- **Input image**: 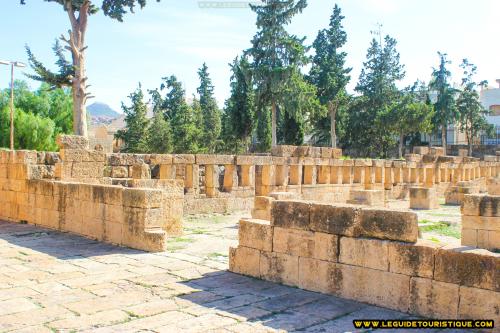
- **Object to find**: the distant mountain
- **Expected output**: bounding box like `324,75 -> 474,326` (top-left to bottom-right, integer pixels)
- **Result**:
87,102 -> 120,119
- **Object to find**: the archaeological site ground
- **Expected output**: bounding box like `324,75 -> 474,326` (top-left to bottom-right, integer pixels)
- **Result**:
0,136 -> 498,332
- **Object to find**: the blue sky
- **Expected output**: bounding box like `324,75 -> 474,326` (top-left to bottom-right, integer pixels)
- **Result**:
0,0 -> 498,112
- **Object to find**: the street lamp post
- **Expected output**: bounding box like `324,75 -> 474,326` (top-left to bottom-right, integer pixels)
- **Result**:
0,60 -> 26,150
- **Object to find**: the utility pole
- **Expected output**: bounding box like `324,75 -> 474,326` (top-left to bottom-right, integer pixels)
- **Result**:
0,60 -> 26,150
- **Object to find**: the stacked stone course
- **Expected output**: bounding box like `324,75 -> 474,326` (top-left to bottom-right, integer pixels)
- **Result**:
461,194 -> 500,251
230,199 -> 500,322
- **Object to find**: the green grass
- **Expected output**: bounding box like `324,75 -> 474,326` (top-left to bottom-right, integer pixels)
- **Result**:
428,237 -> 441,244
418,219 -> 433,225
206,252 -> 228,260
419,222 -> 461,239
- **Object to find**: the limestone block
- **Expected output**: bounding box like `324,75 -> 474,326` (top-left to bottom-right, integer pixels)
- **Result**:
313,232 -> 338,262
131,163 -> 151,180
487,177 -> 500,195
409,277 -> 459,319
458,286 -> 500,321
347,190 -> 384,206
149,154 -> 173,165
122,227 -> 167,252
173,154 -> 195,164
388,240 -> 437,278
413,146 -> 429,155
104,220 -> 123,245
298,257 -> 339,294
104,204 -> 123,223
336,263 -> 410,312
273,227 -> 315,257
409,187 -> 439,210
309,203 -> 361,237
123,188 -> 163,209
339,237 -> 389,271
268,192 -> 297,200
461,228 -> 477,248
196,154 -> 234,165
229,246 -> 260,278
434,246 -> 499,291
260,251 -> 299,286
239,218 -> 273,252
271,200 -> 311,231
251,196 -> 274,221
430,147 -> 445,156
358,208 -> 418,243
56,135 -> 89,150
462,194 -> 500,217
110,166 -> 128,179
462,215 -> 500,232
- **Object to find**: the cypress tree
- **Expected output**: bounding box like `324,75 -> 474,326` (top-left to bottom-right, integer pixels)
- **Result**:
309,4 -> 351,147
197,63 -> 221,153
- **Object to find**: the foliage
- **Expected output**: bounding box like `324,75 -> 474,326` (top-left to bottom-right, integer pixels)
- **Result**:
26,40 -> 73,89
346,36 -> 405,157
197,63 -> 221,153
247,0 -> 308,147
308,4 -> 351,147
221,56 -> 255,153
144,111 -> 173,154
115,85 -> 149,153
457,59 -> 494,154
429,52 -> 458,148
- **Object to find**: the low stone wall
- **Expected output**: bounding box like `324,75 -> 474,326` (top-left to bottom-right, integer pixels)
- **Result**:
462,194 -> 500,251
229,200 -> 500,322
0,150 -> 182,252
410,187 -> 439,210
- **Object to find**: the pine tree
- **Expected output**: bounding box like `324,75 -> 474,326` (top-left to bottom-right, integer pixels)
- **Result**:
223,56 -> 255,152
247,0 -> 308,148
197,63 -> 221,153
151,76 -> 203,154
309,4 -> 351,147
457,59 -> 494,156
21,0 -> 159,137
429,52 -> 458,152
145,111 -> 173,154
349,35 -> 405,157
115,86 -> 149,153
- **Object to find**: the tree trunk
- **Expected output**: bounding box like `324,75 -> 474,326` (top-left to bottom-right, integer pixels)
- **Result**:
271,101 -> 277,147
64,1 -> 90,137
441,124 -> 447,154
329,101 -> 337,148
467,131 -> 473,157
399,132 -> 404,159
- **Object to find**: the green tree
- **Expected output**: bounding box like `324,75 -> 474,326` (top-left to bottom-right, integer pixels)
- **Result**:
429,52 -> 458,152
247,0 -> 308,148
151,76 -> 203,153
115,86 -> 149,153
348,35 -> 405,157
457,59 -> 494,156
21,0 -> 160,137
223,56 -> 255,152
309,4 -> 351,147
197,63 -> 221,153
381,83 -> 434,158
144,111 -> 173,154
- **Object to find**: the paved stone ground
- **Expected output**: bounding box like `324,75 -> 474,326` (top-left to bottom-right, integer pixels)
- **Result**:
0,207 -> 469,333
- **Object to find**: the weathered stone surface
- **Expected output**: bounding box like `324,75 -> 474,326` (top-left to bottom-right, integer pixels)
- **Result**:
309,203 -> 361,237
271,200 -> 311,231
339,237 -> 389,271
56,135 -> 89,150
122,188 -> 163,209
358,208 -> 418,243
229,246 -> 260,278
409,277 -> 459,319
434,246 -> 499,291
131,163 -> 151,180
458,286 -> 500,321
239,219 -> 273,252
273,227 -> 315,258
388,240 -> 437,278
260,251 -> 299,286
409,187 -> 439,210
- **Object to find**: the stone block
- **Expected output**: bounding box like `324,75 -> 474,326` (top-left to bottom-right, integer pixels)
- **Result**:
229,246 -> 261,278
458,286 -> 500,321
239,218 -> 273,252
413,146 -> 429,155
313,232 -> 338,262
388,240 -> 437,278
409,277 -> 459,319
260,251 -> 299,286
122,188 -> 163,209
271,200 -> 311,231
196,154 -> 234,165
56,135 -> 89,150
358,208 -> 418,243
111,166 -> 128,178
336,263 -> 410,312
462,215 -> 500,232
339,237 -> 389,271
434,246 -> 499,291
409,187 -> 439,210
131,163 -> 151,180
298,257 -> 339,294
173,154 -> 195,164
268,192 -> 297,200
273,227 -> 315,257
309,203 -> 361,237
347,190 -> 384,206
